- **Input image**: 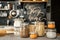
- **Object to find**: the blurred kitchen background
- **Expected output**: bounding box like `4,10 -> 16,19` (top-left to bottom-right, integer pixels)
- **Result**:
0,0 -> 51,25
0,0 -> 60,40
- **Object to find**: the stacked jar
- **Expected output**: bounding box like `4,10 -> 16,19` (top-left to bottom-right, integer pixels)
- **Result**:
14,18 -> 22,36
29,21 -> 45,39
29,22 -> 38,39
46,21 -> 57,39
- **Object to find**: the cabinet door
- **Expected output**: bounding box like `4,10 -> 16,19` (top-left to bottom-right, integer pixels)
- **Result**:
51,0 -> 60,33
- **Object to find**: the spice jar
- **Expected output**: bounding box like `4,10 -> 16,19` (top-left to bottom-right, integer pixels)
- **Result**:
37,22 -> 45,36
46,29 -> 57,38
48,21 -> 55,29
20,23 -> 29,38
30,32 -> 37,39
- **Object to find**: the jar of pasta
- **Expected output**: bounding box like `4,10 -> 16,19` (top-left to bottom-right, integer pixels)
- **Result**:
37,22 -> 45,36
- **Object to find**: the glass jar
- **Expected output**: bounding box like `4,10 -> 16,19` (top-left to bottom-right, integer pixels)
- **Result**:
14,18 -> 22,27
29,22 -> 37,34
20,23 -> 29,38
14,27 -> 20,36
48,21 -> 55,29
37,22 -> 45,36
46,29 -> 57,38
30,32 -> 37,39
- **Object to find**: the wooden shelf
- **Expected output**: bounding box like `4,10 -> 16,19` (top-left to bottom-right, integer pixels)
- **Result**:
0,9 -> 9,11
20,1 -> 48,3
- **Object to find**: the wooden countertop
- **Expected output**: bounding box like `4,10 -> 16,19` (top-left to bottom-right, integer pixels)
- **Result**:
57,33 -> 60,36
0,34 -> 59,40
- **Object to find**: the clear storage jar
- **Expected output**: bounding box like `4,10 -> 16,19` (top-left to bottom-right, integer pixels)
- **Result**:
29,21 -> 38,34
46,29 -> 57,39
14,27 -> 20,36
48,21 -> 55,29
37,22 -> 45,36
20,23 -> 29,38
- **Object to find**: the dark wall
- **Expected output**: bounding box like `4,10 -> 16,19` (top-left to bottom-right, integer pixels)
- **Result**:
51,0 -> 60,33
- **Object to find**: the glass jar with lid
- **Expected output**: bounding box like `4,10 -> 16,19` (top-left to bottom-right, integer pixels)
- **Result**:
36,22 -> 45,36
20,22 -> 29,38
46,29 -> 57,38
28,21 -> 38,39
29,21 -> 38,34
48,21 -> 55,29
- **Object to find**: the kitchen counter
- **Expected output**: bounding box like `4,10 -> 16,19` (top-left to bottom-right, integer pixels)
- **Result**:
0,34 -> 60,40
0,26 -> 60,40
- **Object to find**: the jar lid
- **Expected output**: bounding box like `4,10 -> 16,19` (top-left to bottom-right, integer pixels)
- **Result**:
47,29 -> 56,32
48,21 -> 55,24
30,32 -> 37,34
38,22 -> 44,24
